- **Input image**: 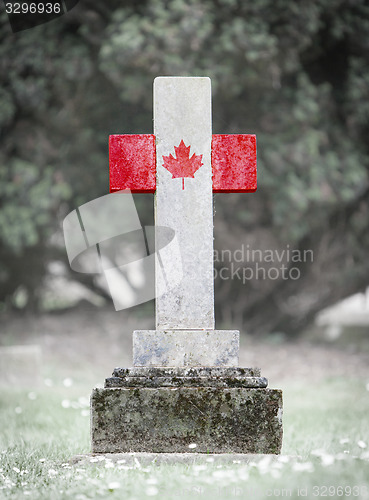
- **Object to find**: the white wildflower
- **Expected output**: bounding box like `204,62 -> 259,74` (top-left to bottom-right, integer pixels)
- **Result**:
146,486 -> 159,496
321,454 -> 335,466
193,464 -> 207,472
311,448 -> 325,457
292,462 -> 314,472
108,482 -> 121,490
188,443 -> 197,449
63,378 -> 73,387
358,440 -> 367,449
238,468 -> 249,481
335,453 -> 349,460
212,469 -> 230,478
78,396 -> 89,407
256,455 -> 272,473
271,468 -> 281,479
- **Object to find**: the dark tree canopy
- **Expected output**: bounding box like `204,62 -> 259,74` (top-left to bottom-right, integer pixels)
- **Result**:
0,0 -> 369,334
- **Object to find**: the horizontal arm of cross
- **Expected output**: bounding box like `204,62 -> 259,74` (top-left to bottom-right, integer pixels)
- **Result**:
109,134 -> 257,193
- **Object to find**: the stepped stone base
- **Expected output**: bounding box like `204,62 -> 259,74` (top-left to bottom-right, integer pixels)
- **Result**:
91,367 -> 283,454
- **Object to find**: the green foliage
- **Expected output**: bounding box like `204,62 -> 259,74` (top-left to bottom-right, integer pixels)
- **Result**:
99,0 -> 369,244
0,160 -> 71,253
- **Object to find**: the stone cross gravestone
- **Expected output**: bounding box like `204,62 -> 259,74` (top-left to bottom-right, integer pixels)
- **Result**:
91,77 -> 283,454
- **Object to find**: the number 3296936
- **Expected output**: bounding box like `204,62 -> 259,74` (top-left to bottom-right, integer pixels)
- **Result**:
5,3 -> 62,14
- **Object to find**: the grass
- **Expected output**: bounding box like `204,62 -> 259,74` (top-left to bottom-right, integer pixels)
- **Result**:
0,377 -> 369,499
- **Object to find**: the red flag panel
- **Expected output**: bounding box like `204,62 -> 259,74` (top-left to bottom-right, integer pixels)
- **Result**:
212,134 -> 257,193
110,134 -> 257,194
109,134 -> 156,193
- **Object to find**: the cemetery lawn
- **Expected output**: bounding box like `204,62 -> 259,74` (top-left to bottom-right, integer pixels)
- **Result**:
1,309 -> 369,499
0,378 -> 368,499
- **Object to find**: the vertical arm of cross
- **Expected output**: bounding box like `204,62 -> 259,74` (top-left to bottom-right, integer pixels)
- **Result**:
154,77 -> 214,329
109,79 -> 257,332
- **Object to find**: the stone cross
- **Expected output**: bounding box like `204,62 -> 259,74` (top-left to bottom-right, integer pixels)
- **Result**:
91,77 -> 283,455
109,77 -> 256,367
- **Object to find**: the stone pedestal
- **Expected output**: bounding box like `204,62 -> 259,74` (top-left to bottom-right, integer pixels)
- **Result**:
91,367 -> 283,454
133,330 -> 239,367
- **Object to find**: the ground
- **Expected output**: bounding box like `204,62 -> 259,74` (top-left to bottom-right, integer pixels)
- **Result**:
1,304 -> 369,499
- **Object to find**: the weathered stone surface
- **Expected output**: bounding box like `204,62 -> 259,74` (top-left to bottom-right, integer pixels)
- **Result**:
109,134 -> 156,193
212,134 -> 257,193
88,76 -> 282,456
113,367 -> 261,377
154,77 -> 214,330
133,329 -> 239,367
105,375 -> 268,389
91,387 -> 283,454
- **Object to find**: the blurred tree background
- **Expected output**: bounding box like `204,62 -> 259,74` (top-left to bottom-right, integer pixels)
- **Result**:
0,0 -> 369,335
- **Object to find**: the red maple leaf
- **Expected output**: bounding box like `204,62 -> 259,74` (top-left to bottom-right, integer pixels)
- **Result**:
162,140 -> 203,189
